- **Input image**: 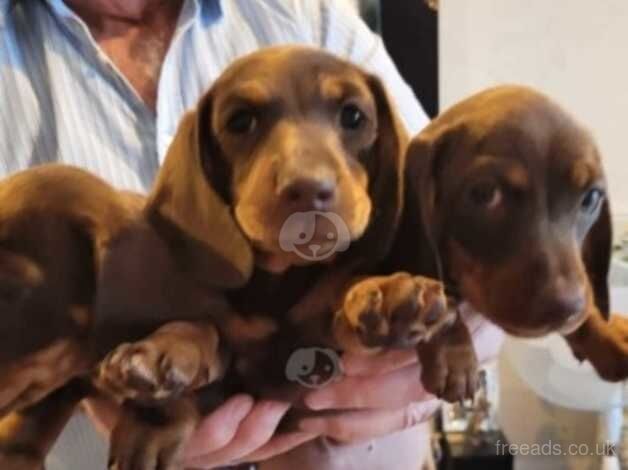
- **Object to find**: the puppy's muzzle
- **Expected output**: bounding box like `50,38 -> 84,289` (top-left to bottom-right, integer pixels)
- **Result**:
276,168 -> 337,212
542,280 -> 586,324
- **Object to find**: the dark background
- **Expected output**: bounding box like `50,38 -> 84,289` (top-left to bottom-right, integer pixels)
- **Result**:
381,0 -> 439,118
358,0 -> 439,118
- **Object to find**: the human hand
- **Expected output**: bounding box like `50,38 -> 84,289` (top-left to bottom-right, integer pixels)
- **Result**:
182,395 -> 316,468
85,394 -> 316,470
87,308 -> 501,465
296,307 -> 503,443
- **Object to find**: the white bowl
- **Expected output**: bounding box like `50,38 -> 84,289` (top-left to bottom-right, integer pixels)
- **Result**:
502,282 -> 628,411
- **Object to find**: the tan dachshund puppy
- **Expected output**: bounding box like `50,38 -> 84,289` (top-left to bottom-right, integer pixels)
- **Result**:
0,164 -> 231,470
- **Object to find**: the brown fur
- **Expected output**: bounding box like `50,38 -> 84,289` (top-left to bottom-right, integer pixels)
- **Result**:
0,47 -> 440,470
98,46 -> 458,470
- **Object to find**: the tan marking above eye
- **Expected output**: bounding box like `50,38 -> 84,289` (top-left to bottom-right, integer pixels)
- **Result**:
504,166 -> 529,191
69,305 -> 90,330
220,81 -> 273,114
318,74 -> 371,105
319,75 -> 345,102
571,160 -> 596,189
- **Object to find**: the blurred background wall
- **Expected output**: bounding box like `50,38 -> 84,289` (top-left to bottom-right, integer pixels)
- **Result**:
440,0 -> 628,219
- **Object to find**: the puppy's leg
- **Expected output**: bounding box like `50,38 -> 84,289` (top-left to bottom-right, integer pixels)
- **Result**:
417,312 -> 479,402
0,382 -> 85,470
94,321 -> 227,404
333,273 -> 479,401
108,396 -> 200,470
565,310 -> 628,381
333,272 -> 451,354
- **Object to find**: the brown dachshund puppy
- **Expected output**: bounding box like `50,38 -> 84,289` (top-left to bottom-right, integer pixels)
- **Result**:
96,46 -> 451,470
386,85 -> 628,399
0,47 -> 448,470
0,164 -> 231,470
95,43 -> 417,388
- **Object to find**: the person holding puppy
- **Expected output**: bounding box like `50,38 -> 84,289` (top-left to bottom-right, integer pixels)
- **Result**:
0,1 -> 503,468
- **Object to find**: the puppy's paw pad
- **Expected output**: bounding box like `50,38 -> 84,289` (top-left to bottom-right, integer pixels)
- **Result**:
96,341 -> 201,403
341,273 -> 450,351
356,308 -> 390,346
384,276 -> 448,347
344,283 -> 384,328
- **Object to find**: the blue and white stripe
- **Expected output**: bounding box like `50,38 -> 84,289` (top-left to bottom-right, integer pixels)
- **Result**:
0,0 -> 428,192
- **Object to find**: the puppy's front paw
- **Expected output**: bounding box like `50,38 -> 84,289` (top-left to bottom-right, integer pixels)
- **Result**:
417,313 -> 479,402
601,316 -> 628,380
108,399 -> 198,470
95,339 -> 204,404
577,315 -> 628,381
420,339 -> 479,402
94,322 -> 225,405
336,273 -> 451,353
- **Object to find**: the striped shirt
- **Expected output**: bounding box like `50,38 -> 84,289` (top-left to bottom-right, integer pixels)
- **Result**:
0,0 -> 428,191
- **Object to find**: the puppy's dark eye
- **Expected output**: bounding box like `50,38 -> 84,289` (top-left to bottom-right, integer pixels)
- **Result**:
226,109 -> 257,134
468,181 -> 502,209
581,188 -> 604,213
340,104 -> 366,130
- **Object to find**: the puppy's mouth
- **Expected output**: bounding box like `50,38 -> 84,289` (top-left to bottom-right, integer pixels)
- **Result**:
556,312 -> 589,335
282,230 -> 341,256
241,211 -> 363,273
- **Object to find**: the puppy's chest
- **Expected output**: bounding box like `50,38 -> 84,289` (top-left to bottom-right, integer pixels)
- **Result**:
228,267 -> 323,319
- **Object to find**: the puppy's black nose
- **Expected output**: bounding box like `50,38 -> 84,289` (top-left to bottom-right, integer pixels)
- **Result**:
280,177 -> 336,211
545,282 -> 586,321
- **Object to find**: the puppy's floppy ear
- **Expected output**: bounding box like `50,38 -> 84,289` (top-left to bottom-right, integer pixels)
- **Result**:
401,123 -> 466,286
582,198 -> 612,319
352,74 -> 409,263
147,92 -> 253,289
